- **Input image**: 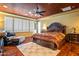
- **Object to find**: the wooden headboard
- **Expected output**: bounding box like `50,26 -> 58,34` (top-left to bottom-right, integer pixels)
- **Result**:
47,22 -> 66,34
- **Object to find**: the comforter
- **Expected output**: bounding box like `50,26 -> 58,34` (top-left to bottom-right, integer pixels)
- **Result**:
32,32 -> 65,49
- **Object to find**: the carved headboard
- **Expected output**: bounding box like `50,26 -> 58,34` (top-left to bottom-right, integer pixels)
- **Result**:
47,22 -> 66,34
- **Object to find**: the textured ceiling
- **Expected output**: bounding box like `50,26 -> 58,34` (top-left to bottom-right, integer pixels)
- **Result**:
0,3 -> 79,19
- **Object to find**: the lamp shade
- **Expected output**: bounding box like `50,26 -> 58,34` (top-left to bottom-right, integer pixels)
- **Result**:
43,24 -> 47,30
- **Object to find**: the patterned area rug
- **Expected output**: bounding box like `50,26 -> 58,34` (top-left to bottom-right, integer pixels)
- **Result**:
17,42 -> 60,56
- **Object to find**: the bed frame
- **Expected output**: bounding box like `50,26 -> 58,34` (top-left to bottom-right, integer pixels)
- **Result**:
33,23 -> 66,50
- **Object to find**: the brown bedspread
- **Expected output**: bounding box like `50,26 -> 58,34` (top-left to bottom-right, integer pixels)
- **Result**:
32,32 -> 65,48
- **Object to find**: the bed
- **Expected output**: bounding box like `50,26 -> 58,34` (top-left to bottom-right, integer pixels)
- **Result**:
32,22 -> 66,49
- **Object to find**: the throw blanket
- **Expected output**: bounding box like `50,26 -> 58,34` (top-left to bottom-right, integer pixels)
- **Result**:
32,32 -> 65,48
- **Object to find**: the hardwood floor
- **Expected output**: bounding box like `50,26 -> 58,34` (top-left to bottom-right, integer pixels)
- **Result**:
3,39 -> 79,56
57,43 -> 79,56
3,45 -> 23,56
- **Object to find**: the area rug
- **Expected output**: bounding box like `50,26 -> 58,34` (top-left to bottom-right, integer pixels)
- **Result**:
17,42 -> 60,56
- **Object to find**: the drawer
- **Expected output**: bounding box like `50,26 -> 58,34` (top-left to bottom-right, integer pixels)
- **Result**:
67,33 -> 79,43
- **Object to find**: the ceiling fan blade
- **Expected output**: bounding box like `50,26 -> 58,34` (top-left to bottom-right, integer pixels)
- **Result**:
41,11 -> 46,13
36,5 -> 39,11
35,6 -> 40,13
36,11 -> 46,14
38,11 -> 46,13
39,13 -> 44,16
37,6 -> 39,10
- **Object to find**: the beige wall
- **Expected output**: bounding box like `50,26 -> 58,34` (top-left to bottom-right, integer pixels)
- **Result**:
40,9 -> 79,34
0,14 -> 4,30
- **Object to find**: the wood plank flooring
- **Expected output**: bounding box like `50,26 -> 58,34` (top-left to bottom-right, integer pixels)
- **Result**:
3,39 -> 79,56
57,43 -> 79,56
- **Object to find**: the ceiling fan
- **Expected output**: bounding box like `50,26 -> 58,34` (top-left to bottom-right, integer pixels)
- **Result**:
33,4 -> 46,16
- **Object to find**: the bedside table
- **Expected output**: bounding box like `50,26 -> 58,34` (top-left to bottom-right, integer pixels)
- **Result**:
66,33 -> 79,43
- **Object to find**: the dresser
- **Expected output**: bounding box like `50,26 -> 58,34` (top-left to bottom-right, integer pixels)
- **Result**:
66,33 -> 79,43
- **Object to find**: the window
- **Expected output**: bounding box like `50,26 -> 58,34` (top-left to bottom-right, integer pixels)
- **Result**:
29,20 -> 35,32
4,16 -> 37,32
34,21 -> 42,33
38,21 -> 41,33
14,18 -> 30,32
4,16 -> 13,32
18,18 -> 23,32
22,20 -> 29,32
14,18 -> 19,32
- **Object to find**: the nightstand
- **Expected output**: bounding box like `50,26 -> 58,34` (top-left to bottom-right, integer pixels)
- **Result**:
66,33 -> 79,43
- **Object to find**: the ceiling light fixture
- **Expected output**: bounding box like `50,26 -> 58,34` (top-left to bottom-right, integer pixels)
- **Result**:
28,11 -> 34,16
28,11 -> 32,14
35,14 -> 38,16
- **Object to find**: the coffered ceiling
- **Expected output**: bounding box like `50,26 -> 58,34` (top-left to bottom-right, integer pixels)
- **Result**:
0,3 -> 79,19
